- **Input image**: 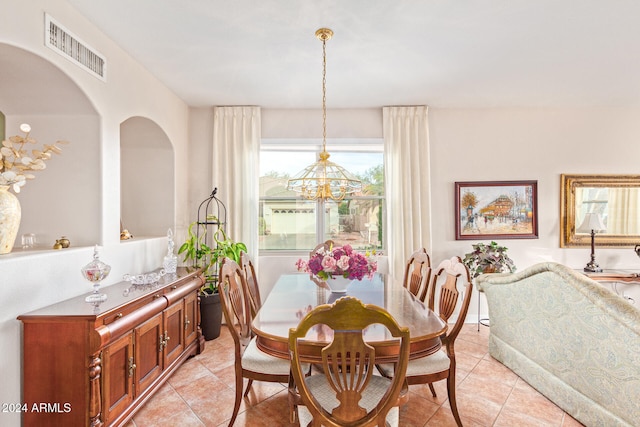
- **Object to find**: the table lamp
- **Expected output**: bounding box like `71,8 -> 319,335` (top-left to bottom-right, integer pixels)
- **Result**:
577,213 -> 606,272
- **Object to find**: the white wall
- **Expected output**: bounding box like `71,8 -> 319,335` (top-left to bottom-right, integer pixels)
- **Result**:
262,108 -> 383,138
0,2 -> 191,423
429,107 -> 640,265
121,116 -> 175,237
429,107 -> 640,320
187,107 -> 215,225
6,114 -> 101,247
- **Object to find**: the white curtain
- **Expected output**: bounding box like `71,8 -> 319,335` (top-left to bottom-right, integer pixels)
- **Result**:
383,106 -> 431,279
211,106 -> 260,261
607,188 -> 640,234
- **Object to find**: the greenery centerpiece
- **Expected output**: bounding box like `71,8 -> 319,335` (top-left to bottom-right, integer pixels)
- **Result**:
462,241 -> 516,278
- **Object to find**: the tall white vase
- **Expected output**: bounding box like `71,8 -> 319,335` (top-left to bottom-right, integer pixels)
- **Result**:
0,186 -> 21,254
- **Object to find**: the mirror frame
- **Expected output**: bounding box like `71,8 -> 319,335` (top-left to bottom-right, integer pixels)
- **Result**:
560,174 -> 640,247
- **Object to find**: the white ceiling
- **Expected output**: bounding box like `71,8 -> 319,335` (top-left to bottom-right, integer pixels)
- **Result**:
66,0 -> 640,109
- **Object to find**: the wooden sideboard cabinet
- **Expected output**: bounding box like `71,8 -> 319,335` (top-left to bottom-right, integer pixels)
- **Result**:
581,269 -> 640,303
18,267 -> 205,427
582,269 -> 640,284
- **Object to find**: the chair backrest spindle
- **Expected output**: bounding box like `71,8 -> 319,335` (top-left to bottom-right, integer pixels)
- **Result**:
429,256 -> 473,347
240,252 -> 261,319
402,248 -> 432,302
219,258 -> 252,344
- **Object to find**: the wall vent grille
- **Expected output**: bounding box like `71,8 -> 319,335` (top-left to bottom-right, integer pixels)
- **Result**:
45,14 -> 106,81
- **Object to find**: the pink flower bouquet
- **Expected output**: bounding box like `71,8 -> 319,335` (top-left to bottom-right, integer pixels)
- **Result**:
296,244 -> 377,281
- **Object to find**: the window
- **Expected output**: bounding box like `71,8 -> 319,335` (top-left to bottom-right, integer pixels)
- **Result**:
259,139 -> 384,252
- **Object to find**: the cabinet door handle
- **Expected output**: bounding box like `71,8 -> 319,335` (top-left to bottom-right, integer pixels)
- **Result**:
159,331 -> 170,352
153,294 -> 161,299
184,315 -> 191,330
115,313 -> 123,319
171,285 -> 178,290
128,357 -> 136,377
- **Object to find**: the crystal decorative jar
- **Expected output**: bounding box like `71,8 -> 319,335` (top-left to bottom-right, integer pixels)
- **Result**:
163,228 -> 178,274
81,245 -> 111,303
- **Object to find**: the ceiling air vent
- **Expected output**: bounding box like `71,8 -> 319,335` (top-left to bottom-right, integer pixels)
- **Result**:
45,13 -> 106,81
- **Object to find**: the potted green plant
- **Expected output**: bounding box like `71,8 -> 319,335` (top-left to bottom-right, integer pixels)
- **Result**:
462,241 -> 516,278
178,222 -> 247,340
207,227 -> 248,284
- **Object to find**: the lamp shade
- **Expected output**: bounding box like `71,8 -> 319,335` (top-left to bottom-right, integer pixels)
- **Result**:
577,213 -> 606,233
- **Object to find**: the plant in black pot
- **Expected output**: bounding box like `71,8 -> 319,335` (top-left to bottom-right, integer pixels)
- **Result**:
179,222 -> 247,340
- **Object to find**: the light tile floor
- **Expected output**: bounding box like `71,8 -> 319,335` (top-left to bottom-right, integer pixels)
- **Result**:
125,324 -> 584,427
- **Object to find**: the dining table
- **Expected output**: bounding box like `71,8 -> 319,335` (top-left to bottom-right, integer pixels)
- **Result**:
251,273 -> 448,363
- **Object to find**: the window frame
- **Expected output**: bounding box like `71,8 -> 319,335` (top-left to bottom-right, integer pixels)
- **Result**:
259,138 -> 385,254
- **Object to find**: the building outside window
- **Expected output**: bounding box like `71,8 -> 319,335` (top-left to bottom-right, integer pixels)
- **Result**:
259,139 -> 384,252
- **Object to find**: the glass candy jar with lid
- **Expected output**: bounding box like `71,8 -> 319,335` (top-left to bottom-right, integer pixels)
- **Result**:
81,245 -> 111,303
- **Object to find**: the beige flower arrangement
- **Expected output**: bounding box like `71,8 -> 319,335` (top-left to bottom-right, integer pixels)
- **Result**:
0,124 -> 68,193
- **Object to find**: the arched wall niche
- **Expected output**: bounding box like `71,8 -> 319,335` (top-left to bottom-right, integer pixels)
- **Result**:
120,116 -> 175,238
0,43 -> 100,249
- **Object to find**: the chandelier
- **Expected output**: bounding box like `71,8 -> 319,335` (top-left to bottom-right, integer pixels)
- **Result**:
287,28 -> 362,201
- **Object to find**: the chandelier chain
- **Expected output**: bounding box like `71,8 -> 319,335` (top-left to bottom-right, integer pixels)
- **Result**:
322,36 -> 327,150
285,28 -> 362,201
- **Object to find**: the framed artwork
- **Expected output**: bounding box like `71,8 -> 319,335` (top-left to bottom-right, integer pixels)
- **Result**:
455,180 -> 538,240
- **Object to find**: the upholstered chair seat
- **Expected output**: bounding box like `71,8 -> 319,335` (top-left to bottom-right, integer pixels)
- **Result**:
297,374 -> 400,427
240,337 -> 292,375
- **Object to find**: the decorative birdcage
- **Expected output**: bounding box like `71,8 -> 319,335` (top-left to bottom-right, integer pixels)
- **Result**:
196,187 -> 227,282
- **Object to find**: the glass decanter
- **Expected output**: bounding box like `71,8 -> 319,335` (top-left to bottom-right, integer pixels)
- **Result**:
82,245 -> 111,303
163,228 -> 178,274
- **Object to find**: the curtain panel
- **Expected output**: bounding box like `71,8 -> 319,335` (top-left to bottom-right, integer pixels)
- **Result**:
383,106 -> 432,279
211,106 -> 260,262
608,188 -> 640,234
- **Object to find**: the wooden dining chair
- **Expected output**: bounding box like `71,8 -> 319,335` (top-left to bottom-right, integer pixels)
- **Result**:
218,257 -> 292,427
402,248 -> 432,302
379,256 -> 472,427
239,251 -> 261,319
289,296 -> 411,427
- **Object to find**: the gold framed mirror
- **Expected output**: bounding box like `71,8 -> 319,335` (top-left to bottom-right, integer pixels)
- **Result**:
561,174 -> 640,247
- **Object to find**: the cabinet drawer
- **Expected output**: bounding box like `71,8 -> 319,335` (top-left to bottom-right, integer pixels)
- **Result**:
102,292 -> 165,325
164,276 -> 203,305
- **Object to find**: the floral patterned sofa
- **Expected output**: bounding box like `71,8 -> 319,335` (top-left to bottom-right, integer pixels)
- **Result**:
476,262 -> 640,427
